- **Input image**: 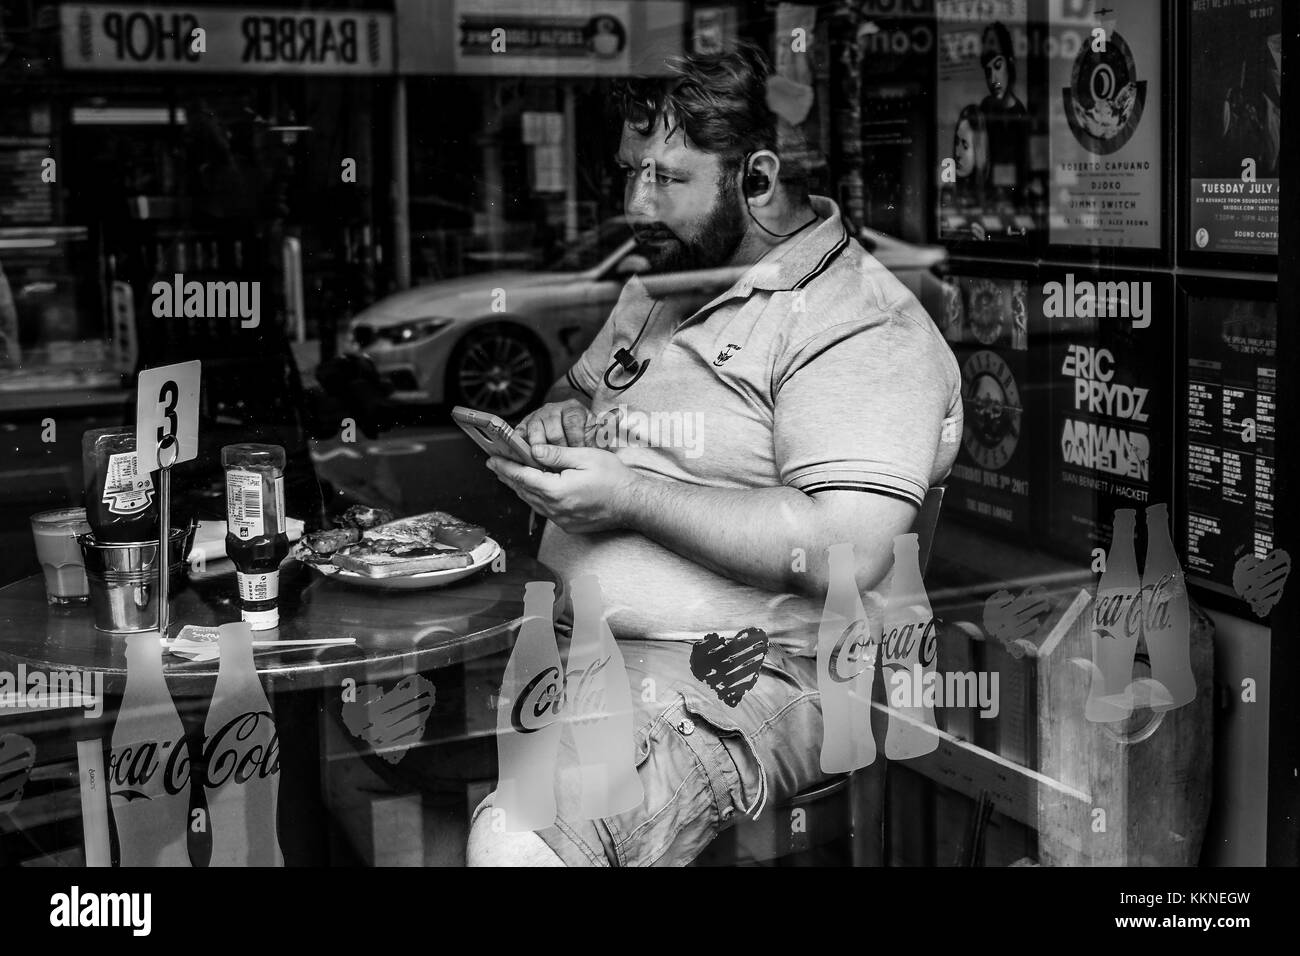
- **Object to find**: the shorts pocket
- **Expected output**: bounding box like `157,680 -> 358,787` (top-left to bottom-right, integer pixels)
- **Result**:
676,692 -> 770,822
608,700 -> 719,866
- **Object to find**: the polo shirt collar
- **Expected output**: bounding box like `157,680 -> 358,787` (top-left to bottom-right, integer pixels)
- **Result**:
745,194 -> 851,293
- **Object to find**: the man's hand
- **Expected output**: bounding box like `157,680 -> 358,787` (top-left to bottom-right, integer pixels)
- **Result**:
487,444 -> 640,534
517,399 -> 598,449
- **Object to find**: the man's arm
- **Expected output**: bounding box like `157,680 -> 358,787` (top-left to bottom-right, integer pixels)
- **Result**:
493,298 -> 956,599
621,479 -> 917,599
543,376 -> 590,406
491,442 -> 917,600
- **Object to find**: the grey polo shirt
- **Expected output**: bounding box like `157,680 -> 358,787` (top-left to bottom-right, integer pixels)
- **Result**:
543,195 -> 963,653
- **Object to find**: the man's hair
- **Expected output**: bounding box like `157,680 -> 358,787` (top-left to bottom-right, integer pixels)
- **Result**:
611,42 -> 779,182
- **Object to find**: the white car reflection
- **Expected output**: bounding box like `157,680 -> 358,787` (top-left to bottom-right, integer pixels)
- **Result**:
348,219 -> 948,419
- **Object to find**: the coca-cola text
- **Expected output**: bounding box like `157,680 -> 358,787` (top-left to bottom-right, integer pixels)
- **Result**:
880,618 -> 938,669
828,619 -> 876,683
511,666 -> 564,734
109,710 -> 279,799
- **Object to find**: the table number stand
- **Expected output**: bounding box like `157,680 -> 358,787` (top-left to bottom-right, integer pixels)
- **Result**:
156,435 -> 179,641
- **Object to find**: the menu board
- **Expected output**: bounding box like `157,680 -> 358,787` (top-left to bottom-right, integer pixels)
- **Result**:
1186,0 -> 1280,257
1047,0 -> 1162,249
939,274 -> 1039,534
1040,271 -> 1173,555
1183,294 -> 1276,594
935,0 -> 1037,242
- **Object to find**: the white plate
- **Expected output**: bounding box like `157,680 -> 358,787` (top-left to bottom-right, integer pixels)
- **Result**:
295,537 -> 500,590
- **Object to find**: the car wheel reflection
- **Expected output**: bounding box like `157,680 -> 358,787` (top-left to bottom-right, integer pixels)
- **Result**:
449,324 -> 547,418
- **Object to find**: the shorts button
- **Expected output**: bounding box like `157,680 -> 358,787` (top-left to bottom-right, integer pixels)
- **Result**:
675,718 -> 695,736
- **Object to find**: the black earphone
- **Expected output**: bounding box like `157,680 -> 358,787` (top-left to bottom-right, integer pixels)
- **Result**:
603,302 -> 659,391
743,166 -> 771,199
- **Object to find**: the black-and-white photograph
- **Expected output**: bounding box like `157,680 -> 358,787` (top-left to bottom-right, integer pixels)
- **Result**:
0,0 -> 1294,931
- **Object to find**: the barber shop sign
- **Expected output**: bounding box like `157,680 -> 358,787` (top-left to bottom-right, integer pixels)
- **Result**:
59,3 -> 394,74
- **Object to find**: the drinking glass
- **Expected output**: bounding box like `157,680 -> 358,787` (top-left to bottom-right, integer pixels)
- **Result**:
30,507 -> 92,605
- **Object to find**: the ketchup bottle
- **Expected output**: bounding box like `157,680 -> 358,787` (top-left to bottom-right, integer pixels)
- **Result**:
221,444 -> 287,630
82,427 -> 159,543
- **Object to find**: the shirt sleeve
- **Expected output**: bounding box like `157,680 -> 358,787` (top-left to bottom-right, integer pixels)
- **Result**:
773,310 -> 960,508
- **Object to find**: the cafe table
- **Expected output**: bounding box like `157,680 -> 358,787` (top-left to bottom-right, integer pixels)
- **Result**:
0,548 -> 560,866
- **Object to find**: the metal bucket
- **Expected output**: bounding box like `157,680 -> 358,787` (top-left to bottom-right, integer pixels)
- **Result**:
78,529 -> 188,634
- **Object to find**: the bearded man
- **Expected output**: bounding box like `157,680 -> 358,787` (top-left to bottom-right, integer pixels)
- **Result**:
469,44 -> 962,867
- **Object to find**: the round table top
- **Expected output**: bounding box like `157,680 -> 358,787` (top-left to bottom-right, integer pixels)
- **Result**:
0,551 -> 559,695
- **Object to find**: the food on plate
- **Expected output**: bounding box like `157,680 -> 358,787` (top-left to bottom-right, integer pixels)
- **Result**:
377,511 -> 488,552
330,543 -> 473,578
338,505 -> 396,531
303,527 -> 361,555
294,509 -> 489,578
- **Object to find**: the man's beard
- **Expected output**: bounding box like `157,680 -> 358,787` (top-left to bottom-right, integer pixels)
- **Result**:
632,181 -> 747,273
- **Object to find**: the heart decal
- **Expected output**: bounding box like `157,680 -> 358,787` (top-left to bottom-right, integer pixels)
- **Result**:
766,75 -> 815,125
983,586 -> 1052,651
690,627 -> 769,708
341,675 -> 436,765
1232,550 -> 1291,618
0,734 -> 37,815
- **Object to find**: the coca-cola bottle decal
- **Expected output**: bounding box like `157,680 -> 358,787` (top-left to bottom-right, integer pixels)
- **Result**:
1143,503 -> 1194,711
1085,509 -> 1141,723
563,574 -> 643,820
882,533 -> 940,760
109,634 -> 191,866
203,622 -> 283,866
816,543 -> 879,773
495,581 -> 565,832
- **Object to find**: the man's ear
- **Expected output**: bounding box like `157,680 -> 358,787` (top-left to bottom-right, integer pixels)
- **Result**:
744,150 -> 782,204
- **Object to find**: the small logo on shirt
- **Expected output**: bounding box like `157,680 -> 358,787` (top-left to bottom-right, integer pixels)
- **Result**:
713,344 -> 742,367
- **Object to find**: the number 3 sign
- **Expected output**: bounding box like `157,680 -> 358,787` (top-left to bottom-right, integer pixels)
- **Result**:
136,360 -> 201,471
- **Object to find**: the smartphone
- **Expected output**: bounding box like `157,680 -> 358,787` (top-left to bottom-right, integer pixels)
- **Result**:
452,406 -> 551,469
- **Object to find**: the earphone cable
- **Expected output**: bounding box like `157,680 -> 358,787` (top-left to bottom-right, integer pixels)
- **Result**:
746,201 -> 820,241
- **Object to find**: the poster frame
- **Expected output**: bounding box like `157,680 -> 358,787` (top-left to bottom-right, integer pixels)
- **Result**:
1041,0 -> 1175,268
1031,263 -> 1176,564
930,0 -> 1043,259
934,255 -> 1046,543
1177,0 -> 1281,273
1174,273 -> 1279,619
